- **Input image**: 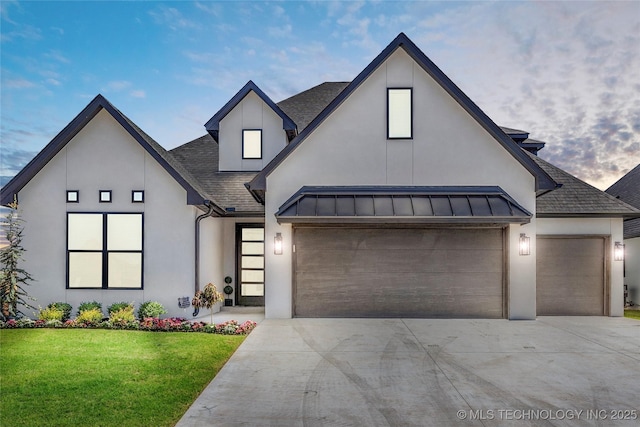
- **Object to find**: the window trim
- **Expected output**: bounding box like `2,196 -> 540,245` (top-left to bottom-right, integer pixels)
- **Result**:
99,190 -> 112,203
387,87 -> 413,140
131,190 -> 144,203
66,212 -> 144,290
66,190 -> 79,203
242,129 -> 263,159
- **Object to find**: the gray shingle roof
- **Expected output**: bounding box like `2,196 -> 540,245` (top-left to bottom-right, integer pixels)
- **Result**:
277,82 -> 350,132
530,153 -> 640,218
170,134 -> 264,215
606,164 -> 640,238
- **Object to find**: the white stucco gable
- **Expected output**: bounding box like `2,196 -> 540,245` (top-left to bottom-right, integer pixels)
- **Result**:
204,81 -> 297,172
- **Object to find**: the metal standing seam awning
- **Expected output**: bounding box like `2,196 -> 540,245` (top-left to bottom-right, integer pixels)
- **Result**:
275,186 -> 532,224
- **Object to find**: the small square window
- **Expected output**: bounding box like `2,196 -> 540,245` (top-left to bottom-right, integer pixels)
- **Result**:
243,129 -> 262,159
99,190 -> 112,203
132,191 -> 144,203
67,190 -> 79,203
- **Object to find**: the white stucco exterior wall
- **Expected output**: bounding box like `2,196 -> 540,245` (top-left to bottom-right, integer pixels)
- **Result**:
17,109 -> 223,318
218,91 -> 288,172
263,48 -> 537,319
624,237 -> 640,306
537,217 -> 625,316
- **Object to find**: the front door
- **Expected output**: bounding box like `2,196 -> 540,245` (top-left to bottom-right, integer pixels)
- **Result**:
236,224 -> 265,306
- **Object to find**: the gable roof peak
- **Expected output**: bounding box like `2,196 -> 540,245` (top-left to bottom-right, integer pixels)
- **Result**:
204,80 -> 297,142
248,32 -> 557,196
0,94 -> 224,211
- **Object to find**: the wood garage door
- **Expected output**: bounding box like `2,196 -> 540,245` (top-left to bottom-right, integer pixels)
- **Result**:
536,236 -> 607,315
293,227 -> 505,318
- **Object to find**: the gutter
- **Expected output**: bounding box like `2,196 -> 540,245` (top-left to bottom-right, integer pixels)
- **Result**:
193,200 -> 216,317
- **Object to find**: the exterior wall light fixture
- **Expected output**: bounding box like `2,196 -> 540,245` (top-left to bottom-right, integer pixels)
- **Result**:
519,233 -> 531,256
274,232 -> 283,255
614,242 -> 624,261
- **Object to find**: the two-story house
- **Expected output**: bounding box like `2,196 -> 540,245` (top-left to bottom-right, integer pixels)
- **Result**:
2,33 -> 637,319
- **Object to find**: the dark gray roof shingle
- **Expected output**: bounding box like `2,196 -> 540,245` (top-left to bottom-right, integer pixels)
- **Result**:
277,82 -> 350,132
606,164 -> 640,238
170,134 -> 264,215
530,153 -> 640,218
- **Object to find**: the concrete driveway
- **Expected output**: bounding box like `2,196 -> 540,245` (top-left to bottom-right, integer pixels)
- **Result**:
177,317 -> 640,426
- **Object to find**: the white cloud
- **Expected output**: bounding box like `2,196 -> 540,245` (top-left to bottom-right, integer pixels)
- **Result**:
194,1 -> 220,16
148,6 -> 201,31
3,78 -> 35,89
130,90 -> 146,98
104,80 -> 132,92
268,24 -> 292,39
44,50 -> 70,64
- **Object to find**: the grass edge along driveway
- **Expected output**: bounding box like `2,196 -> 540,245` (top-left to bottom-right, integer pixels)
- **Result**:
0,329 -> 245,427
624,309 -> 640,320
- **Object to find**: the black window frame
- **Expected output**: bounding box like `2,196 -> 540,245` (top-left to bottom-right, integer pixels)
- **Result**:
99,190 -> 112,203
387,87 -> 413,140
131,190 -> 145,203
66,212 -> 144,290
242,129 -> 263,160
66,190 -> 79,203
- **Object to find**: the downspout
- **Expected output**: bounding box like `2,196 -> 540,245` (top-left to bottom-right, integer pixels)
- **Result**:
194,200 -> 215,317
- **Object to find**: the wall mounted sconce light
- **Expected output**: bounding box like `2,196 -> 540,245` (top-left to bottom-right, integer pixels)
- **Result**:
519,233 -> 531,256
614,242 -> 624,261
274,232 -> 283,255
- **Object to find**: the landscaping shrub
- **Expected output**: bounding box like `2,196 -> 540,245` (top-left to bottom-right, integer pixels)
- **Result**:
75,308 -> 103,325
77,301 -> 102,316
108,306 -> 137,328
138,301 -> 167,320
107,301 -> 133,315
48,302 -> 72,321
37,306 -> 63,321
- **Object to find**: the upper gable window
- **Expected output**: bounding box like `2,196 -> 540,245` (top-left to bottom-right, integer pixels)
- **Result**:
243,129 -> 262,159
387,88 -> 412,139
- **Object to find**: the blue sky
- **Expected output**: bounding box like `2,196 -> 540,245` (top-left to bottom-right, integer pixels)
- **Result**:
1,0 -> 639,190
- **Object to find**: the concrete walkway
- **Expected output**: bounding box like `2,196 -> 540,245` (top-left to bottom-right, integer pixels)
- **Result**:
177,317 -> 640,426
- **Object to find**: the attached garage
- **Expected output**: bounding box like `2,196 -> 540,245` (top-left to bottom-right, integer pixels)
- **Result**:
536,236 -> 608,316
293,227 -> 505,318
277,186 -> 533,318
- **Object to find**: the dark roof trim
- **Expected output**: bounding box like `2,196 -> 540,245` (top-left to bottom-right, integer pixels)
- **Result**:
249,33 -> 557,196
204,80 -> 297,142
537,213 -> 640,219
0,94 -> 223,210
500,126 -> 530,142
276,186 -> 532,225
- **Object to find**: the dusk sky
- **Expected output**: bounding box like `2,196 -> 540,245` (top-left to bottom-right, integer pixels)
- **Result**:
1,0 -> 639,191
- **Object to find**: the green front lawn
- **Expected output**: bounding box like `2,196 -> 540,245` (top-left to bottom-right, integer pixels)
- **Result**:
0,329 -> 245,427
624,309 -> 640,320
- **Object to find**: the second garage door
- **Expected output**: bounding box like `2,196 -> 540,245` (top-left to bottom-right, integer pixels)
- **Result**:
293,227 -> 505,318
536,236 -> 607,315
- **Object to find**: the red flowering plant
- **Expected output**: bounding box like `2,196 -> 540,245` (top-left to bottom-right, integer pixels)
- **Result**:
213,320 -> 257,335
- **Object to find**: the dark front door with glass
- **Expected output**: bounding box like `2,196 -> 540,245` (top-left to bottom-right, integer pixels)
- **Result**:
236,224 -> 265,306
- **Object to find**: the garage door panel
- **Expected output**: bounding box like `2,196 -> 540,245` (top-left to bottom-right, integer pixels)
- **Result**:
537,237 -> 605,316
294,227 -> 504,318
